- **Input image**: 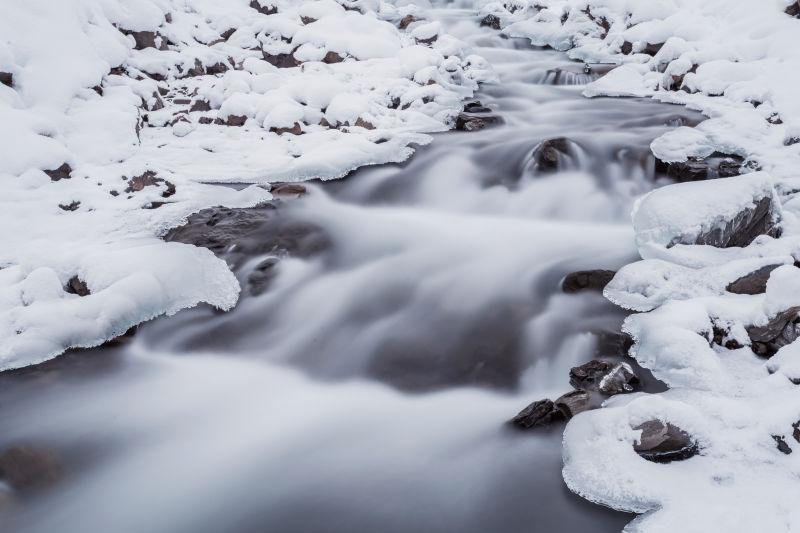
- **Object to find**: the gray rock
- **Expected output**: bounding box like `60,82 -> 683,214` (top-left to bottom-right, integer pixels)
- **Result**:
598,362 -> 639,395
480,14 -> 501,29
511,399 -> 565,429
690,196 -> 781,249
726,264 -> 781,295
554,390 -> 591,418
562,269 -> 616,293
747,307 -> 800,357
529,138 -> 572,172
454,113 -> 502,132
633,420 -> 699,463
569,360 -> 613,390
774,435 -> 793,455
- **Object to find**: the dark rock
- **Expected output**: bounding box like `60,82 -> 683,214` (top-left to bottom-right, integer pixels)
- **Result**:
0,445 -> 62,492
44,163 -> 73,181
598,363 -> 640,395
529,137 -> 572,172
633,420 -> 699,463
198,116 -> 214,124
569,360 -> 614,390
59,201 -> 80,211
690,196 -> 781,248
463,101 -> 491,113
126,170 -> 161,192
454,113 -> 502,132
620,41 -> 633,55
511,399 -> 565,429
223,114 -> 248,127
0,71 -> 13,87
353,117 -> 374,130
65,276 -> 90,296
562,269 -> 615,293
793,421 -> 800,443
480,14 -> 502,30
247,257 -> 280,296
121,30 -> 167,51
774,435 -> 793,454
270,122 -> 303,135
554,389 -> 591,418
205,62 -> 229,75
655,153 -> 745,182
747,307 -> 800,358
788,1 -> 800,17
594,331 -> 634,358
398,15 -> 419,29
219,28 -> 236,41
726,264 -> 781,295
263,52 -> 300,68
250,0 -> 277,15
323,51 -> 344,64
711,323 -> 744,350
270,183 -> 307,196
785,137 -> 800,146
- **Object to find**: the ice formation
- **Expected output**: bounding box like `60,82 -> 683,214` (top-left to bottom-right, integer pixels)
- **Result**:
0,0 -> 491,369
479,0 -> 800,530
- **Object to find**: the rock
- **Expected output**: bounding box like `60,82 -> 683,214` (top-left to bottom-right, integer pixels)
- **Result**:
121,30 -> 167,51
59,201 -> 80,211
569,360 -> 613,390
454,113 -> 502,132
774,435 -> 793,454
250,0 -> 277,15
711,323 -> 744,350
219,28 -> 236,41
598,362 -> 639,395
0,71 -> 12,87
223,114 -> 248,127
655,153 -> 745,182
270,122 -> 302,135
463,101 -> 491,113
511,399 -> 565,429
747,307 -> 800,358
554,390 -> 591,418
205,62 -> 229,75
190,99 -> 212,112
263,52 -> 300,68
788,1 -> 800,17
726,264 -> 781,295
793,421 -> 800,443
247,257 -> 279,296
323,51 -> 344,64
353,117 -> 374,130
693,196 -> 781,248
633,420 -> 699,463
124,171 -> 175,198
529,138 -> 572,172
44,163 -> 73,181
0,445 -> 62,492
561,269 -> 615,293
398,15 -> 418,29
480,14 -> 502,29
594,331 -> 634,358
65,276 -> 90,296
270,183 -> 307,196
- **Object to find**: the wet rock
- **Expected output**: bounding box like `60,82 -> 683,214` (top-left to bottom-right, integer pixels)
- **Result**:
774,435 -> 793,454
655,153 -> 745,182
511,399 -> 565,429
726,264 -> 781,295
59,201 -> 80,211
692,196 -> 781,248
44,163 -> 73,181
270,182 -> 307,196
65,276 -> 90,296
263,52 -> 300,68
250,0 -> 277,15
0,71 -> 12,87
633,420 -> 699,463
0,445 -> 62,492
190,99 -> 212,112
569,360 -> 613,390
454,113 -> 502,132
529,138 -> 572,172
594,331 -> 634,358
247,257 -> 279,296
562,269 -> 615,293
463,101 -> 491,113
598,362 -> 639,395
793,421 -> 800,443
480,14 -> 502,30
554,389 -> 591,418
747,307 -> 800,358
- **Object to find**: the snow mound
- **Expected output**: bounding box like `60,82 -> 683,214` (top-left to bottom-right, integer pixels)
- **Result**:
0,0 -> 491,370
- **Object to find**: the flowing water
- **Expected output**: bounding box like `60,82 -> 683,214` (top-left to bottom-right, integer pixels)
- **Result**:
0,8 -> 704,533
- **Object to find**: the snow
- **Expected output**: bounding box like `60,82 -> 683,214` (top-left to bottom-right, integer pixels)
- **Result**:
483,0 -> 800,530
0,0 -> 491,370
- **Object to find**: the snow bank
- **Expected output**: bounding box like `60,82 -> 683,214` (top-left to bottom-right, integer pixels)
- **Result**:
480,0 -> 800,530
0,0 -> 491,370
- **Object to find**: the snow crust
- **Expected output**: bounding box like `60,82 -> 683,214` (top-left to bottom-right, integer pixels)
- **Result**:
480,0 -> 800,530
0,0 -> 491,369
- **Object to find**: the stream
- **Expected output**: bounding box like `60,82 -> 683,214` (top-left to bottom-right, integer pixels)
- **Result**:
0,7 -> 705,533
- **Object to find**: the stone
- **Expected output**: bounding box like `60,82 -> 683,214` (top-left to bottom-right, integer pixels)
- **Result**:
247,257 -> 280,296
774,435 -> 793,454
270,183 -> 307,196
594,331 -> 634,358
726,264 -> 781,295
263,52 -> 300,68
205,62 -> 229,75
529,138 -> 571,172
554,389 -> 591,418
569,360 -> 613,390
480,14 -> 502,30
121,30 -> 167,51
59,201 -> 80,212
633,420 -> 699,463
747,307 -> 800,358
124,170 -> 175,198
562,269 -> 615,293
190,99 -> 212,112
788,1 -> 800,17
511,399 -> 565,429
454,113 -> 502,132
398,15 -> 418,29
692,196 -> 781,248
250,0 -> 277,15
223,114 -> 248,127
598,363 -> 640,395
0,71 -> 12,87
0,445 -> 62,492
323,51 -> 344,64
270,122 -> 303,135
655,153 -> 745,182
793,421 -> 800,443
65,276 -> 90,296
463,101 -> 491,113
44,163 -> 73,181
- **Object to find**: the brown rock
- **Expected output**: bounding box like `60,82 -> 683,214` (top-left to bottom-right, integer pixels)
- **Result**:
270,122 -> 303,135
65,276 -> 90,296
44,163 -> 73,181
633,420 -> 699,463
554,390 -> 591,418
270,183 -> 307,196
263,52 -> 300,68
0,445 -> 62,492
250,0 -> 277,15
323,51 -> 344,64
511,399 -> 566,429
690,196 -> 781,248
454,113 -> 502,132
530,137 -> 572,172
747,307 -> 800,358
398,15 -> 419,29
726,264 -> 781,295
190,99 -> 212,112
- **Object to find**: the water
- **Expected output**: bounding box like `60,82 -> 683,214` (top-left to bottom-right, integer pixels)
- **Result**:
0,8 -> 703,533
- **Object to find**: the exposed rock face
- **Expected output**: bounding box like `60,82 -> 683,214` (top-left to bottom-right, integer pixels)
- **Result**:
562,269 -> 616,293
529,138 -> 572,172
726,264 -> 780,295
480,14 -> 501,29
655,153 -> 745,182
692,196 -> 781,248
633,420 -> 699,463
511,399 -> 565,429
554,389 -> 591,418
747,307 -> 800,357
44,163 -> 73,181
0,445 -> 62,492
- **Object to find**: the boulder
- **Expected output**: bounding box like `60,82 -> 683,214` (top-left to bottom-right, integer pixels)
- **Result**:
694,196 -> 781,248
529,138 -> 572,172
454,113 -> 502,132
594,331 -> 634,358
726,264 -> 781,295
190,99 -> 212,112
569,360 -> 613,390
480,14 -> 501,29
633,420 -> 699,463
561,269 -> 615,293
511,399 -> 565,429
598,362 -> 639,395
655,153 -> 744,182
747,307 -> 800,358
121,30 -> 168,51
554,390 -> 590,418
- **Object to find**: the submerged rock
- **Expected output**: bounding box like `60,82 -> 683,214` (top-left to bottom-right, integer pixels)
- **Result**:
633,421 -> 699,463
562,269 -> 616,293
247,257 -> 280,296
726,264 -> 781,295
528,138 -> 572,172
747,307 -> 800,358
511,399 -> 565,429
0,445 -> 62,492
